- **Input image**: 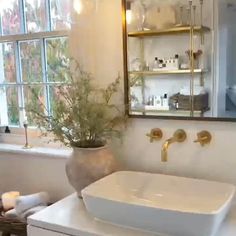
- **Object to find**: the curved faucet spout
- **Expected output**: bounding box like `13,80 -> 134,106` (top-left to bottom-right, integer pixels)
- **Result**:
161,138 -> 176,162
161,130 -> 187,163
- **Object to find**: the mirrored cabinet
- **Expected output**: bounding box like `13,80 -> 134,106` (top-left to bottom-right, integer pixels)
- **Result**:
123,0 -> 236,121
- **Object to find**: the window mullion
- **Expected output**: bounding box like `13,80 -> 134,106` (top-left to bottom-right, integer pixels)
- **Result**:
0,30 -> 69,43
15,41 -> 25,127
19,0 -> 27,34
41,39 -> 50,116
46,0 -> 52,31
0,1 -> 70,128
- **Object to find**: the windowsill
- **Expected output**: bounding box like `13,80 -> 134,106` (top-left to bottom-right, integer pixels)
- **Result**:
0,143 -> 72,159
0,128 -> 67,149
0,129 -> 72,159
0,126 -> 44,137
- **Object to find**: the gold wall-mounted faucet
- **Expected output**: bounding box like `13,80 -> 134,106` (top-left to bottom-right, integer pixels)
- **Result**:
194,130 -> 212,146
161,129 -> 187,162
146,128 -> 163,143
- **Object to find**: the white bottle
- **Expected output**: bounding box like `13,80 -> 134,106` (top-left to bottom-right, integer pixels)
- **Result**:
173,54 -> 179,70
153,57 -> 159,71
162,94 -> 169,110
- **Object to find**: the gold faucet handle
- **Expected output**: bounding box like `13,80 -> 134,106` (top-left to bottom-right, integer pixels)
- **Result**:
173,129 -> 187,142
194,130 -> 212,146
146,128 -> 163,143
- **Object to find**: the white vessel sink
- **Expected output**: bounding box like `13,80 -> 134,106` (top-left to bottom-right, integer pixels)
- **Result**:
82,171 -> 235,236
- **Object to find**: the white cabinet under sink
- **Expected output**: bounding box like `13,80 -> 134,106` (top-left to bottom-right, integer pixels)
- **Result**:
28,226 -> 71,236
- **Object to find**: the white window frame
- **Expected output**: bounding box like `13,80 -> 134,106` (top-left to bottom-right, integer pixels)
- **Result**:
0,0 -> 70,129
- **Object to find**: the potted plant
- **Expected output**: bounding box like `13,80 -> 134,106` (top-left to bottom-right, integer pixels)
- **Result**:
28,60 -> 126,197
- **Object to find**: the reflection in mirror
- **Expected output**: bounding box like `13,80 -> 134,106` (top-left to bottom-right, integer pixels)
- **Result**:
123,0 -> 236,120
218,0 -> 236,118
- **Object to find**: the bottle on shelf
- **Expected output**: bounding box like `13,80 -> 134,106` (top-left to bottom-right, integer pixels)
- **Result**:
154,96 -> 162,108
153,57 -> 159,71
173,54 -> 180,69
163,94 -> 169,108
144,61 -> 150,71
158,59 -> 166,69
164,55 -> 179,70
130,58 -> 142,71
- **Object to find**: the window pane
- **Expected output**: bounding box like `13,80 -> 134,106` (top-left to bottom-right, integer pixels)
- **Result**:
1,0 -> 21,35
0,42 -> 16,83
24,0 -> 47,33
48,85 -> 68,115
20,40 -> 42,82
48,85 -> 58,115
24,85 -> 45,126
50,0 -> 71,30
46,37 -> 69,82
6,86 -> 19,125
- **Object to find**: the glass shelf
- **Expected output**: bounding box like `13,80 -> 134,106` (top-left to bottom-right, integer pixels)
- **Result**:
129,69 -> 207,76
130,108 -> 208,117
128,26 -> 211,38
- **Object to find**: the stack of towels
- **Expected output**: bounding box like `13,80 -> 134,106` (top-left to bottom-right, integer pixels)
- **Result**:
4,192 -> 50,221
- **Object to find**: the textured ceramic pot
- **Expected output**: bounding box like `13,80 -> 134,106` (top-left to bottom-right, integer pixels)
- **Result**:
66,146 -> 118,197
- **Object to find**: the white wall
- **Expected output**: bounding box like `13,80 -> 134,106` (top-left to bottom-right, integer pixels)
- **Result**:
71,0 -> 236,186
119,119 -> 236,184
1,0 -> 236,202
0,153 -> 73,202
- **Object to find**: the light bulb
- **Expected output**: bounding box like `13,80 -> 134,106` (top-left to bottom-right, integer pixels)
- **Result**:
73,0 -> 83,14
126,9 -> 132,24
126,2 -> 132,25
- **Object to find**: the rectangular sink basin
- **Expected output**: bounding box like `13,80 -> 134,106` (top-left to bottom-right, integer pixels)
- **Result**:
82,171 -> 235,236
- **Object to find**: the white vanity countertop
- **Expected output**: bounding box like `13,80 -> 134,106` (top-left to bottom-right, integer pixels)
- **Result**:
28,194 -> 236,236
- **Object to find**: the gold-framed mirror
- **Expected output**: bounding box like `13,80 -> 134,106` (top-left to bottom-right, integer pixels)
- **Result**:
122,0 -> 236,121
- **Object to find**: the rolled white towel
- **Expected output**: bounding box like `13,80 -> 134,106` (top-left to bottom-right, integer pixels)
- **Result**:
15,192 -> 49,215
4,208 -> 19,219
20,205 -> 47,219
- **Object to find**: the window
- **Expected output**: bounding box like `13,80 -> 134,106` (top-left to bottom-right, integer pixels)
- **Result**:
0,0 -> 71,127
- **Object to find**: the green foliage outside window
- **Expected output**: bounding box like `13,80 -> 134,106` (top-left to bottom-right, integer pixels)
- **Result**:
47,37 -> 70,82
7,88 -> 19,125
0,0 -> 70,127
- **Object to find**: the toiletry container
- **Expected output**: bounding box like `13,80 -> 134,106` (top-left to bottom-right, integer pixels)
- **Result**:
173,54 -> 179,69
158,59 -> 166,69
154,95 -> 162,108
153,57 -> 159,71
162,94 -> 169,110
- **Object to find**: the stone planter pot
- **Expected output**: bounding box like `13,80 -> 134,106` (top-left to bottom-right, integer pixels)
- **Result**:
66,146 -> 118,197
